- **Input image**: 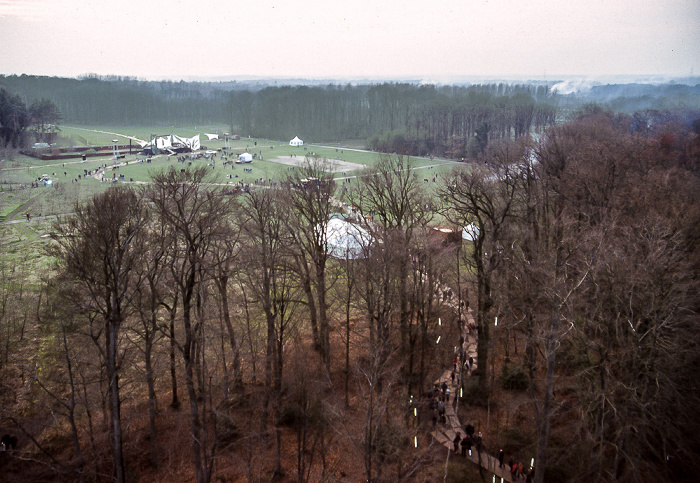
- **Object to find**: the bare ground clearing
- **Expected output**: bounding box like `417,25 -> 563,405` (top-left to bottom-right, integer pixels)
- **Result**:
272,155 -> 367,173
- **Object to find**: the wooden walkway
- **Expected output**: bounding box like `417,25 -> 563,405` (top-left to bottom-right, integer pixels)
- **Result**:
430,303 -> 514,482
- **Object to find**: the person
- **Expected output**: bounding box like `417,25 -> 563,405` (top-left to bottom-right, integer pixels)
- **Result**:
460,436 -> 469,456
498,448 -> 505,468
26,213 -> 30,221
511,462 -> 518,480
453,432 -> 461,453
525,468 -> 533,483
462,436 -> 473,456
451,370 -> 455,385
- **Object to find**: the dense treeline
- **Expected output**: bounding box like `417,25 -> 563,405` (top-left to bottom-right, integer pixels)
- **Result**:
2,75 -> 558,156
559,82 -> 700,114
0,75 -> 230,126
0,87 -> 62,148
4,74 -> 699,159
227,83 -> 557,156
443,107 -> 700,482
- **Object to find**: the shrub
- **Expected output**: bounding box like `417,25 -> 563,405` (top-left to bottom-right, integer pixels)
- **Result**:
500,364 -> 529,392
461,378 -> 490,408
277,401 -> 303,428
215,410 -> 239,444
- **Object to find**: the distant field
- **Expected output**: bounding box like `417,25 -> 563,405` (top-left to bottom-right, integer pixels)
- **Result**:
1,124 -> 461,220
1,124 -> 462,274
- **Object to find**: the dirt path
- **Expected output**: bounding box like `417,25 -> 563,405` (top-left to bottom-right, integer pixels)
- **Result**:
430,295 -> 515,482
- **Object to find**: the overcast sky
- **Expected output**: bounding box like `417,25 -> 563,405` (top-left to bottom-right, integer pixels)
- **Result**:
0,0 -> 698,81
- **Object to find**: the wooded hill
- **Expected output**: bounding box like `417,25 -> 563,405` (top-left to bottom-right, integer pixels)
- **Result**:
0,106 -> 698,482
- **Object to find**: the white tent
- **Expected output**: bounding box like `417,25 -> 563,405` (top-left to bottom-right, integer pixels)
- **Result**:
238,152 -> 253,163
289,136 -> 304,146
140,134 -> 200,152
462,222 -> 480,241
326,218 -> 371,259
204,133 -> 219,140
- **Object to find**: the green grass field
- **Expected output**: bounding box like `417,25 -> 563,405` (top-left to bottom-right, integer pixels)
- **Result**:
0,124 -> 463,279
2,124 -> 461,220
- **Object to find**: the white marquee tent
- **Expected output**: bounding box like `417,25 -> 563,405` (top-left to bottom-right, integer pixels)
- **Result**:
325,218 -> 371,259
237,152 -> 253,163
462,222 -> 480,241
289,136 -> 304,146
138,134 -> 200,152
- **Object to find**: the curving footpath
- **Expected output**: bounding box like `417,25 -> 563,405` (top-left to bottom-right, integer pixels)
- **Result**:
431,299 -> 514,482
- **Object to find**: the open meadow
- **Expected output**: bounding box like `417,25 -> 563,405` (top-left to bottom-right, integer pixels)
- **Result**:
1,124 -> 459,275
2,124 -> 459,217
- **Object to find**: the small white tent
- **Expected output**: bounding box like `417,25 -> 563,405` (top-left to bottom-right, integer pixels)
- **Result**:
289,136 -> 304,146
237,152 -> 253,163
325,218 -> 371,259
462,222 -> 480,241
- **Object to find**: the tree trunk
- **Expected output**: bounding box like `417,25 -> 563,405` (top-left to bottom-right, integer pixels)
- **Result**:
345,277 -> 351,408
106,318 -> 125,483
475,252 -> 492,389
217,276 -> 242,390
183,294 -> 205,483
145,313 -> 159,467
61,326 -> 85,481
316,260 -> 330,372
299,259 -> 320,351
168,297 -> 180,409
534,327 -> 557,483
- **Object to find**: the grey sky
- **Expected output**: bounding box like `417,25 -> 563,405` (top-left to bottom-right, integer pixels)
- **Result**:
1,0 -> 698,81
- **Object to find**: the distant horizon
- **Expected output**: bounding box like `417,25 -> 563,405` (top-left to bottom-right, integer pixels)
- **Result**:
1,1 -> 697,86
3,72 -> 699,86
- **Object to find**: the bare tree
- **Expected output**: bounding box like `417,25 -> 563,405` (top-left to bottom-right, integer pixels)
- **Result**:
130,219 -> 172,467
349,154 -> 433,385
147,166 -> 230,483
283,157 -> 337,371
209,203 -> 244,395
240,186 -> 300,477
50,186 -> 148,483
440,139 -> 527,390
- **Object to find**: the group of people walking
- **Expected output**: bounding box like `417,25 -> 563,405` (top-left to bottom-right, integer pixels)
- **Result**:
452,424 -> 482,458
430,296 -> 535,482
507,458 -> 534,482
